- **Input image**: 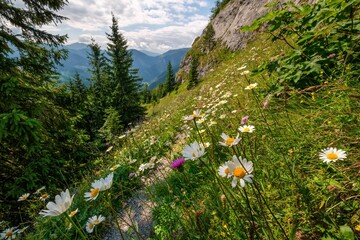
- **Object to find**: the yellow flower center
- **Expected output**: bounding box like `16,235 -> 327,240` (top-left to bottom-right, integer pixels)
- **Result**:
94,219 -> 100,224
243,127 -> 250,132
192,152 -> 196,157
6,231 -> 13,237
41,193 -> 48,198
91,188 -> 99,198
225,138 -> 235,145
326,153 -> 338,160
233,167 -> 246,178
224,168 -> 229,175
89,223 -> 94,229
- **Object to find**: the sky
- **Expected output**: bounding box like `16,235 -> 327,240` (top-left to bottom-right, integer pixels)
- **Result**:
44,0 -> 215,54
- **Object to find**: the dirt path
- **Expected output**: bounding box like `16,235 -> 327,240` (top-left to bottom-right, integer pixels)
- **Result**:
103,132 -> 188,239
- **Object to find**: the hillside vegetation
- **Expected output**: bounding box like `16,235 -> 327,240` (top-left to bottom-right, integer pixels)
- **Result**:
1,0 -> 359,239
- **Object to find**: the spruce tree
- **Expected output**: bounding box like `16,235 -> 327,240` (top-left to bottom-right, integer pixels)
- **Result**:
1,0 -> 93,223
187,57 -> 199,89
106,14 -> 145,128
165,61 -> 176,93
140,83 -> 151,103
87,39 -> 110,134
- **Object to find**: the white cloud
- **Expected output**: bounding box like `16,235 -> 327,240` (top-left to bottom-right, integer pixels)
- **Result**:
122,17 -> 209,53
55,0 -> 212,52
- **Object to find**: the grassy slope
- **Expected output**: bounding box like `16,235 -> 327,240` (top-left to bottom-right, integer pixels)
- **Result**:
147,32 -> 360,239
21,31 -> 359,239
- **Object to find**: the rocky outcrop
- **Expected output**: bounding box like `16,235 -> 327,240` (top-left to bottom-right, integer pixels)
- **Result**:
210,0 -> 316,51
177,0 -> 317,83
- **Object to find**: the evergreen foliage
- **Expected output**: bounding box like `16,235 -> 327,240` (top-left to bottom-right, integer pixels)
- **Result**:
0,0 -> 95,223
187,57 -> 199,89
86,39 -> 110,136
106,14 -> 145,128
140,83 -> 152,103
203,24 -> 216,52
165,61 -> 176,94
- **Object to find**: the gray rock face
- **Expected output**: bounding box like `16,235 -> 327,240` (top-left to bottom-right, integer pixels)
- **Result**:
211,0 -> 317,50
177,0 -> 317,83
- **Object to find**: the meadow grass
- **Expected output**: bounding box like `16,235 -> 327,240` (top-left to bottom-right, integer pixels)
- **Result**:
3,30 -> 359,240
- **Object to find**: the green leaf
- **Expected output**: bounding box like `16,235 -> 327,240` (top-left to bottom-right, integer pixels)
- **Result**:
339,225 -> 354,240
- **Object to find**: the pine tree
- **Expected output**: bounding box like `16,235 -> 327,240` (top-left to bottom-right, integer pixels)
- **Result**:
165,61 -> 176,94
0,0 -> 94,223
187,57 -> 199,90
87,39 -> 110,134
106,14 -> 145,128
140,83 -> 151,103
69,73 -> 87,107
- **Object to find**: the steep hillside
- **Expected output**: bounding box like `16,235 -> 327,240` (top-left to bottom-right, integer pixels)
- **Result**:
176,0 -> 317,83
8,0 -> 359,239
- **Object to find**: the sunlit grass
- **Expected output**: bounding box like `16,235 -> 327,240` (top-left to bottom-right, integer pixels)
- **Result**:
4,25 -> 359,240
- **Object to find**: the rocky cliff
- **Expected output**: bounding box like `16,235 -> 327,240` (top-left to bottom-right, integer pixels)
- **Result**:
177,0 -> 316,82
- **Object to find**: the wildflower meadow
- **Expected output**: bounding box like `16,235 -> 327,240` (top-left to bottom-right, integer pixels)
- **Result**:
1,0 -> 359,239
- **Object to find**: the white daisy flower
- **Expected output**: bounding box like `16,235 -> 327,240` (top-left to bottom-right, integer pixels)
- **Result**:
196,117 -> 206,124
100,172 -> 114,191
227,156 -> 253,188
238,125 -> 255,133
218,100 -> 228,105
1,227 -> 18,240
240,70 -> 251,75
110,164 -> 120,171
86,215 -> 105,233
245,83 -> 258,90
18,193 -> 30,202
218,162 -> 232,178
126,128 -> 136,136
183,110 -> 203,121
39,189 -> 74,217
139,163 -> 147,172
201,142 -> 211,148
219,133 -> 241,147
84,180 -> 102,201
149,156 -> 157,163
147,162 -> 155,169
182,141 -> 205,160
319,147 -> 347,164
39,193 -> 50,201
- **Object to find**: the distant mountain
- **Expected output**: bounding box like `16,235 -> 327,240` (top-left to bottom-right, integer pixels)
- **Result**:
57,43 -> 91,83
56,43 -> 189,89
137,49 -> 159,57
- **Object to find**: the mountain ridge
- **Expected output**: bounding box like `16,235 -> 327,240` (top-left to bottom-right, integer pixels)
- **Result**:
58,43 -> 189,88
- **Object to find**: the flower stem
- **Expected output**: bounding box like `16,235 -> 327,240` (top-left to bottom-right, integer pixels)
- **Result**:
64,214 -> 87,240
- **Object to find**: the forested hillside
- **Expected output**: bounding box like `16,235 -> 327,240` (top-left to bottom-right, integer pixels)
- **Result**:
1,0 -> 359,239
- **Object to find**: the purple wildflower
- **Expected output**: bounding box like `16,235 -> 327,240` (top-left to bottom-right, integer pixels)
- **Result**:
241,115 -> 249,125
171,157 -> 186,170
263,100 -> 269,108
128,173 -> 135,178
327,53 -> 336,58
